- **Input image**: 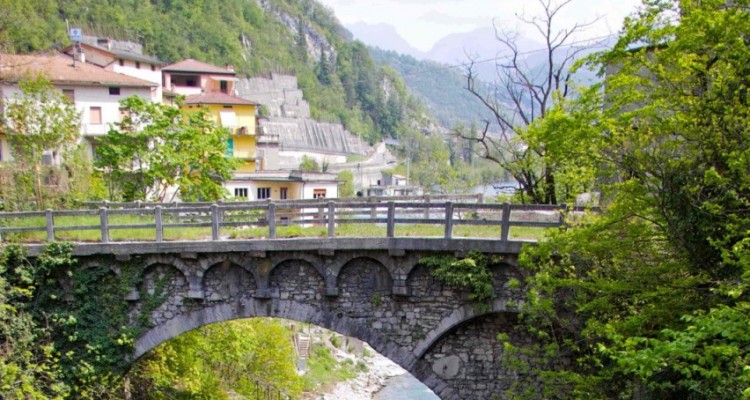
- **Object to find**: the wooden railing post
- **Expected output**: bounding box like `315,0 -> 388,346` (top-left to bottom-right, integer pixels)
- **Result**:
45,209 -> 55,242
155,206 -> 163,242
500,202 -> 511,241
317,206 -> 325,226
444,202 -> 454,239
369,196 -> 377,220
386,202 -> 395,238
559,203 -> 568,228
424,195 -> 430,220
268,202 -> 276,239
211,204 -> 220,241
327,201 -> 335,238
99,207 -> 109,243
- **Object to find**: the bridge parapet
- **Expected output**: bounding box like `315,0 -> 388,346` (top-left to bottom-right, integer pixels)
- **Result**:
0,196 -> 580,245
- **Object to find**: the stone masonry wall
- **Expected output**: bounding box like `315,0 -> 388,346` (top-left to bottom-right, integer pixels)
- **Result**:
86,249 -> 531,400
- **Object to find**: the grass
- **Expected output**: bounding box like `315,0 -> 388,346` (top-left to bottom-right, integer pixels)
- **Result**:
301,346 -> 358,392
1,214 -> 550,243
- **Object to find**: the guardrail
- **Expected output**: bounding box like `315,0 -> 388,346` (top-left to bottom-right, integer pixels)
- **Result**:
79,193 -> 484,209
0,198 -> 584,244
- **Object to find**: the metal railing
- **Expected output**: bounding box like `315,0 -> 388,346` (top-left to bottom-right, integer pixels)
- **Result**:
0,196 -> 585,244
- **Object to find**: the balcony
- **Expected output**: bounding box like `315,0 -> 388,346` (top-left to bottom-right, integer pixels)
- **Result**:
83,123 -> 108,136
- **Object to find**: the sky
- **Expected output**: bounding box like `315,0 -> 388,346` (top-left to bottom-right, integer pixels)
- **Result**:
317,0 -> 644,52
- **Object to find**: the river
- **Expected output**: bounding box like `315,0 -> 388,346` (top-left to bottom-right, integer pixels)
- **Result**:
374,373 -> 439,400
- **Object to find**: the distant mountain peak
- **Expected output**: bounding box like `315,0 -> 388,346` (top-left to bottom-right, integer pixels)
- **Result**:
346,22 -> 424,58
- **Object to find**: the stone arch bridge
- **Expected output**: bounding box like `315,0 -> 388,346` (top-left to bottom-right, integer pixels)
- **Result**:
25,237 -> 530,399
6,199 -> 573,399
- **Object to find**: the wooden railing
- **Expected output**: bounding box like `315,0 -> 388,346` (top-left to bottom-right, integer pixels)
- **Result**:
0,196 -> 581,244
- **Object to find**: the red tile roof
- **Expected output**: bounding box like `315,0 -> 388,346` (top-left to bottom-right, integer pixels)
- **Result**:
162,58 -> 235,75
0,52 -> 157,87
184,92 -> 257,106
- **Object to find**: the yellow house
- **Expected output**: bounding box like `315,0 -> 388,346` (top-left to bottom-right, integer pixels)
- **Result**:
182,92 -> 258,173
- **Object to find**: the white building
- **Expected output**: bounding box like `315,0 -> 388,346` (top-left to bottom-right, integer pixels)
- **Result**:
225,170 -> 340,201
0,52 -> 157,160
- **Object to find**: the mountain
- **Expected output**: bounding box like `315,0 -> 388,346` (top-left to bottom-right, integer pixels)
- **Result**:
347,22 -> 423,58
426,27 -> 543,81
0,0 -> 440,143
369,47 -> 495,130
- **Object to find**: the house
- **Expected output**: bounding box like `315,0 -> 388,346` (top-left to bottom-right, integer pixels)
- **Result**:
62,36 -> 164,100
226,170 -> 340,201
182,92 -> 259,173
161,58 -> 237,102
0,52 -> 157,162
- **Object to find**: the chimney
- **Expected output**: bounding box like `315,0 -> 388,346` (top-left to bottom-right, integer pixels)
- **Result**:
226,64 -> 234,72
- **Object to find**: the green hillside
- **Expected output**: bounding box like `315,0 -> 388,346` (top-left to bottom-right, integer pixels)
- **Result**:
369,47 -> 496,129
0,0 -> 430,143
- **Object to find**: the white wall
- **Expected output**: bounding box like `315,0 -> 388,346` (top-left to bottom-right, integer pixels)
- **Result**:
111,60 -> 162,85
302,181 -> 339,199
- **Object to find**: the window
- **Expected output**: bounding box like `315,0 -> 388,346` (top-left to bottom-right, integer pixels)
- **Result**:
313,189 -> 326,199
62,89 -> 75,103
89,107 -> 102,124
280,187 -> 288,200
234,188 -> 248,199
118,59 -> 124,67
220,80 -> 228,93
257,187 -> 271,200
151,64 -> 156,71
109,87 -> 120,95
225,138 -> 234,157
135,61 -> 141,69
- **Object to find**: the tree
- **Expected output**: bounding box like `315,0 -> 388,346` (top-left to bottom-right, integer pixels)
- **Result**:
128,319 -> 303,399
298,154 -> 320,172
460,0 -> 601,204
505,1 -> 750,398
2,76 -> 81,209
96,96 -> 236,202
337,170 -> 354,197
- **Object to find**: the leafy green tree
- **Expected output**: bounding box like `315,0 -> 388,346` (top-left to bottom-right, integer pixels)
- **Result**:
96,96 -> 235,202
2,76 -> 80,208
129,319 -> 303,399
298,154 -> 320,172
506,1 -> 750,398
337,170 -> 354,197
0,245 -> 69,399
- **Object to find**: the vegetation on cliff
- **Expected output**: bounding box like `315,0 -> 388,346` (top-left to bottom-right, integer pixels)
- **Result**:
0,0 -> 430,144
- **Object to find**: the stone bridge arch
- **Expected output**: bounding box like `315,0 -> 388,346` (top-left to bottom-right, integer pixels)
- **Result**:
28,239 -> 532,400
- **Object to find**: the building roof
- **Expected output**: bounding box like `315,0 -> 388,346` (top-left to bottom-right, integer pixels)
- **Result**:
184,92 -> 257,106
231,170 -> 339,183
0,52 -> 157,87
62,43 -> 164,66
162,58 -> 235,75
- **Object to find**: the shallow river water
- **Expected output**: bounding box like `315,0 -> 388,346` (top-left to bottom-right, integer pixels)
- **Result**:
374,373 -> 439,400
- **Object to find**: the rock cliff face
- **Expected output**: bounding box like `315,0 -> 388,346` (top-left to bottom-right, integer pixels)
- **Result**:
237,74 -> 371,159
255,0 -> 337,63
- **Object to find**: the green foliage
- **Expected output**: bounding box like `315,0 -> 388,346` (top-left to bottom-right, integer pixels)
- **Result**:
370,47 -> 496,129
337,170 -> 354,197
128,319 -> 303,399
0,244 -> 68,399
298,154 -> 320,172
302,345 -> 358,392
0,0 -> 425,144
0,77 -> 82,210
419,252 -> 496,312
506,1 -> 750,398
96,96 -> 235,201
